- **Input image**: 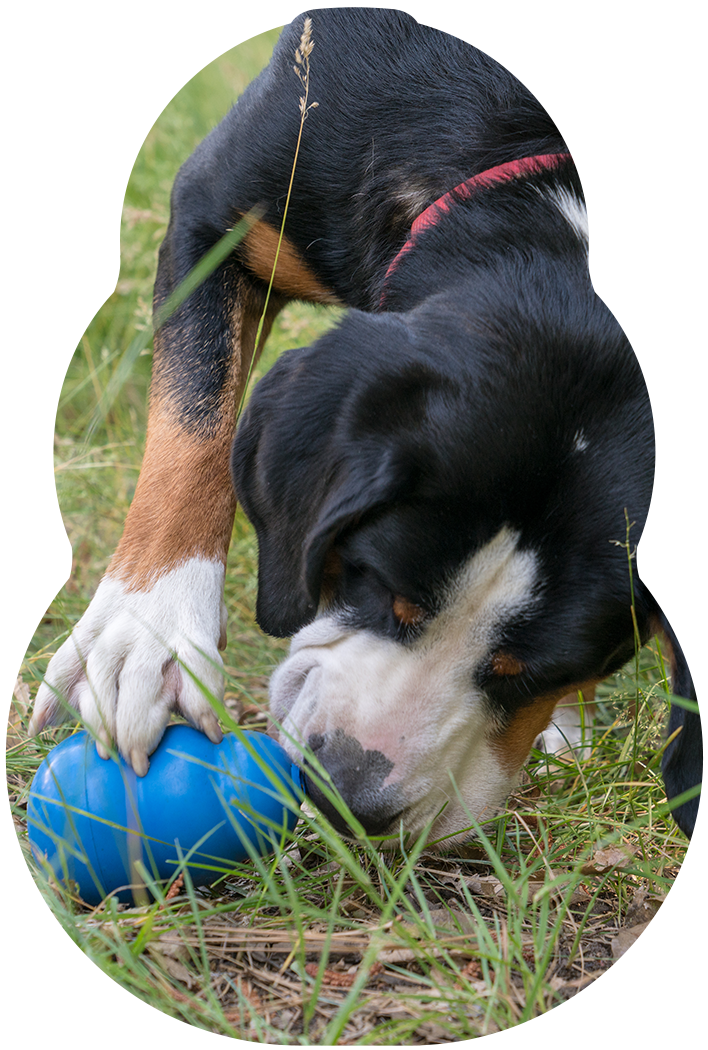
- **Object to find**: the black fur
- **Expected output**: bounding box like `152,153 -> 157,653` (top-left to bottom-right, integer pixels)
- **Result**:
157,8 -> 701,836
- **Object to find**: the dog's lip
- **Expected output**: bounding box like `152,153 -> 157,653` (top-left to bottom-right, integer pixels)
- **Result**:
299,752 -> 457,841
288,618 -> 353,656
302,768 -> 410,838
269,657 -> 323,725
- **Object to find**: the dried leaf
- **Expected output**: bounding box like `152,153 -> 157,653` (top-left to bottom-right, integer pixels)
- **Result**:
304,962 -> 356,987
7,677 -> 31,747
626,889 -> 663,925
605,911 -> 701,1016
378,947 -> 419,964
527,879 -> 590,906
457,958 -> 483,984
581,845 -> 638,876
147,946 -> 195,987
156,930 -> 189,962
466,876 -> 505,897
425,908 -> 477,934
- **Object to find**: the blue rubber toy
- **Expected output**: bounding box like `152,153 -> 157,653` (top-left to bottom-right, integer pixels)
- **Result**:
27,724 -> 305,906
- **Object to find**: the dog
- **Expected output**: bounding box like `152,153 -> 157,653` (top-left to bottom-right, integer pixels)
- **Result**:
29,8 -> 701,843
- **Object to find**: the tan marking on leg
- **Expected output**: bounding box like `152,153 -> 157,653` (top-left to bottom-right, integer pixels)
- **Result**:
492,680 -> 599,774
107,415 -> 237,586
109,283 -> 281,589
242,220 -> 341,304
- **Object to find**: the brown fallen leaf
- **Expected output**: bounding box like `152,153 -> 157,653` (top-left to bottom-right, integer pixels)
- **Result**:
147,946 -> 195,987
609,907 -> 701,1012
155,930 -> 189,962
466,876 -> 505,897
425,908 -> 477,935
377,947 -> 420,964
462,869 -> 584,911
457,958 -> 483,984
581,845 -> 638,876
320,961 -> 384,987
304,962 -> 356,987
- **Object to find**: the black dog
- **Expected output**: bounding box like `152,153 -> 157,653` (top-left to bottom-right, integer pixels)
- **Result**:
30,8 -> 701,842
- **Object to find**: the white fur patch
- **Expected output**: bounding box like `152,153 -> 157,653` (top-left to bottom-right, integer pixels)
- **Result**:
546,188 -> 651,277
535,695 -> 595,761
270,527 -> 539,842
29,557 -> 226,770
573,429 -> 589,452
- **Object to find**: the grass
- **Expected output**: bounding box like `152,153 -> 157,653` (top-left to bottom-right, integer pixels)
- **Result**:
6,24 -> 691,1046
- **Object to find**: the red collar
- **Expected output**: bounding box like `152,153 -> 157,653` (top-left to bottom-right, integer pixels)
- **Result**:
380,152 -> 571,304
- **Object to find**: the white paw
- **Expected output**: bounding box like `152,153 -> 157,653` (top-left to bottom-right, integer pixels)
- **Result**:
29,557 -> 227,773
534,699 -> 594,762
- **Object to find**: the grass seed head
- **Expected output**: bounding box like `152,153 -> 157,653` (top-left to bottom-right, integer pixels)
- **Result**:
294,16 -> 317,119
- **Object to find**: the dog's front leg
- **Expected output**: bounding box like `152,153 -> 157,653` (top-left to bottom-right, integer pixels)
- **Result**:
30,228 -> 280,772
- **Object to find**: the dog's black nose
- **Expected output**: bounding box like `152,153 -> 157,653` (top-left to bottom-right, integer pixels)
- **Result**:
303,729 -> 404,837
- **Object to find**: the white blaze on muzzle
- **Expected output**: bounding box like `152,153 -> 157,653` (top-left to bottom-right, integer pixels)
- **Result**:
269,527 -> 540,841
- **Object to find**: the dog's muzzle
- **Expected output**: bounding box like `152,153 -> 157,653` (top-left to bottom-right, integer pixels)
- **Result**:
301,728 -> 405,836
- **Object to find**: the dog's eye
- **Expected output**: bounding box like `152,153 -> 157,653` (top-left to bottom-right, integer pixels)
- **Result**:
392,595 -> 426,627
490,651 -> 525,676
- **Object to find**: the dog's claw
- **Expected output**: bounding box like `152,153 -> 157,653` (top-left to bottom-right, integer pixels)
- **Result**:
130,749 -> 150,777
96,739 -> 111,760
27,711 -> 44,738
201,712 -> 223,745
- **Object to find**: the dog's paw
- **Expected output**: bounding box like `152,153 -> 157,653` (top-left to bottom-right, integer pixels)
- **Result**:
534,693 -> 596,763
29,558 -> 227,774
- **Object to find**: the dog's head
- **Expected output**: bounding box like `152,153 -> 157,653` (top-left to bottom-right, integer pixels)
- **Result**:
232,288 -> 656,844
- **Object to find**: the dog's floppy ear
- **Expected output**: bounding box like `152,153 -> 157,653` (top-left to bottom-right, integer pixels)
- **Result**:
232,351 -> 415,638
231,353 -> 315,637
302,447 -> 414,609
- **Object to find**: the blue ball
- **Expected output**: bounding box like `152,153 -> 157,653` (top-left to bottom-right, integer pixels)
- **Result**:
27,725 -> 304,906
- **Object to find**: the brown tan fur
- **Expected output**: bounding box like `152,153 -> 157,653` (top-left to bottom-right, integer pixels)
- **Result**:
492,681 -> 598,773
108,283 -> 281,589
392,595 -> 426,626
491,651 -> 526,676
242,220 -> 341,304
